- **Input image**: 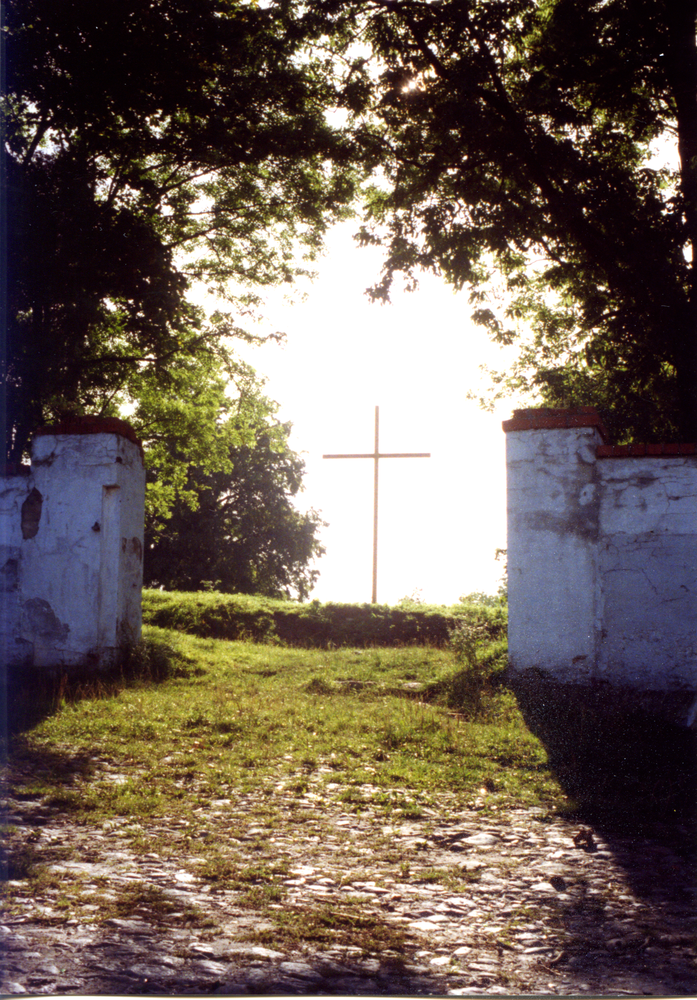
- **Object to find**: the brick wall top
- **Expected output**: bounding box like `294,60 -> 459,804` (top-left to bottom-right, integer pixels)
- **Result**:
502,408 -> 696,458
34,416 -> 143,455
502,407 -> 609,441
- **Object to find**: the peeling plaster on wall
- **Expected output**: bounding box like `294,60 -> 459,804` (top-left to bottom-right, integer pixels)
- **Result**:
21,598 -> 70,642
505,414 -> 697,721
596,454 -> 697,696
597,533 -> 697,690
506,425 -> 602,684
20,488 -> 43,539
1,558 -> 19,592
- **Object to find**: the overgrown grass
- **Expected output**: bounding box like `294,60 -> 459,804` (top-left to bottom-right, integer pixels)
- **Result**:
2,633 -> 192,736
2,623 -> 567,949
4,626 -> 561,829
142,589 -> 507,647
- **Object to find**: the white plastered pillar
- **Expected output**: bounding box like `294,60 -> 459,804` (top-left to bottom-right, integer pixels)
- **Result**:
503,408 -> 607,684
19,417 -> 145,668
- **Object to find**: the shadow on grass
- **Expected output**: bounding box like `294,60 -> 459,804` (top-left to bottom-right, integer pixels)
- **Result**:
511,676 -> 696,821
3,736 -> 97,788
0,733 -> 101,881
1,637 -> 194,739
1,640 -> 195,883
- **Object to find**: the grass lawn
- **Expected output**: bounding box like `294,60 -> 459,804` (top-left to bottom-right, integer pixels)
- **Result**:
5,627 -> 564,824
2,627 -> 569,946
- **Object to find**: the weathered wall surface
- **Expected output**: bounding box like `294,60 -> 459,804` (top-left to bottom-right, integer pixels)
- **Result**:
597,454 -> 697,692
504,409 -> 697,703
0,419 -> 145,670
505,418 -> 603,685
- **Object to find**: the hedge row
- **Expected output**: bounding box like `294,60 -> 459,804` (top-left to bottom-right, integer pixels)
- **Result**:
142,590 -> 507,648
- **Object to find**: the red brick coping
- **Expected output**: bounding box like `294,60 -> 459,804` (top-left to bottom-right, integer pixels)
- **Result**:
502,407 -> 609,440
502,408 -> 696,458
35,416 -> 143,456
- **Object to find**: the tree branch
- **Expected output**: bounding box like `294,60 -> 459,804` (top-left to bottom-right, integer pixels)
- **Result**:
22,110 -> 53,164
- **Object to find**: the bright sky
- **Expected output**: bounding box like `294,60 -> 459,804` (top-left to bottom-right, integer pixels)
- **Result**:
235,223 -> 531,607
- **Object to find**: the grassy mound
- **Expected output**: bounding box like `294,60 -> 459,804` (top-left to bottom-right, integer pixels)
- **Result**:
141,590 -> 507,648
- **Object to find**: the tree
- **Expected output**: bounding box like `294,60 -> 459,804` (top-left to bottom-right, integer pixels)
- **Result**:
143,414 -> 325,600
9,0 -> 693,453
320,0 -> 697,441
3,0 -> 372,463
124,343 -> 270,527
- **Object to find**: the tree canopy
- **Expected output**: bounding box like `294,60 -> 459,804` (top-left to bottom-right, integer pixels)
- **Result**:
4,0 -> 697,469
2,0 -> 372,465
322,0 -> 697,441
144,413 -> 325,601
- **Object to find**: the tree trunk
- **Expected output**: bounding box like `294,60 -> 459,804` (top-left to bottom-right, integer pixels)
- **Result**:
667,0 -> 697,439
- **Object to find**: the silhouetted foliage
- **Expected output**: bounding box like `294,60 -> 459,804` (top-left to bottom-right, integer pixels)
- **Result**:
3,0 -> 368,461
325,0 -> 697,440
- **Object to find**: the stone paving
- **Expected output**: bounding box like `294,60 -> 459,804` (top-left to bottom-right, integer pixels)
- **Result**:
1,773 -> 695,997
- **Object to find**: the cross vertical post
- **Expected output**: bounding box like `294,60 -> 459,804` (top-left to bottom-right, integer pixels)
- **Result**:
372,405 -> 379,604
323,405 -> 430,603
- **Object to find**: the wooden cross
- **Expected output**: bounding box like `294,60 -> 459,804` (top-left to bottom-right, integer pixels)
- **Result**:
323,405 -> 430,603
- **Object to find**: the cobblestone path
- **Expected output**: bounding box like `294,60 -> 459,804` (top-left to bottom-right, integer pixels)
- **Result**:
2,771 -> 695,997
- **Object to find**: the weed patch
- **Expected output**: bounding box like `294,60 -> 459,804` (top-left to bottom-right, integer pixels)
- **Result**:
250,900 -> 413,956
415,866 -> 483,889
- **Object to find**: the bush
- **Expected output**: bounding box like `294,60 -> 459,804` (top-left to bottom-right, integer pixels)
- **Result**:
411,620 -> 510,719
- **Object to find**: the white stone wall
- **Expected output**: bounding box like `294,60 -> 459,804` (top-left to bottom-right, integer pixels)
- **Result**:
597,455 -> 697,690
0,425 -> 145,669
505,421 -> 603,684
505,410 -> 697,695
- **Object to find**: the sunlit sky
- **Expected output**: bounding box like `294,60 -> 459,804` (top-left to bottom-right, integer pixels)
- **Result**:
232,222 -> 531,606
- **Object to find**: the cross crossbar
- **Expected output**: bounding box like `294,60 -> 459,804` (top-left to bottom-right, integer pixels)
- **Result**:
324,453 -> 431,460
323,406 -> 430,603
